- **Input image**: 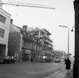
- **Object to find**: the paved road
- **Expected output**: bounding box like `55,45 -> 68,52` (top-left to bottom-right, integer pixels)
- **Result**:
0,62 -> 65,78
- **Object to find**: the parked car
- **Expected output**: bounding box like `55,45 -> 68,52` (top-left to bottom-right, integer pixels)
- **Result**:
0,56 -> 15,64
54,57 -> 61,63
45,56 -> 53,62
40,55 -> 53,63
39,56 -> 46,63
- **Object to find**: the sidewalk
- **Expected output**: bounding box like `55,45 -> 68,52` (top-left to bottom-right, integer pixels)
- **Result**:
64,69 -> 73,78
43,68 -> 73,78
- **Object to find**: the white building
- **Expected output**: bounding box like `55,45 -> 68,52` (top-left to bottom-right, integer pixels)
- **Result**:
0,7 -> 11,57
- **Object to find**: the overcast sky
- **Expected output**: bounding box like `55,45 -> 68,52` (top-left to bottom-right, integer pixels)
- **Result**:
2,0 -> 75,56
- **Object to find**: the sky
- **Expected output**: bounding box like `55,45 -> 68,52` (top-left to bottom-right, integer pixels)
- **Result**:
2,0 -> 75,56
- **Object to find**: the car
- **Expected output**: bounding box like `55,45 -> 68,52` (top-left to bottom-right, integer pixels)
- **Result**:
54,57 -> 61,63
45,57 -> 53,62
39,56 -> 53,63
1,56 -> 15,64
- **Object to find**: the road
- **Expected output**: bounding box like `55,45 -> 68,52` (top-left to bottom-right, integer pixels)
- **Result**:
0,62 -> 65,78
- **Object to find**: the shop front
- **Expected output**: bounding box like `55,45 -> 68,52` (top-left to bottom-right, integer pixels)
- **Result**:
24,49 -> 31,61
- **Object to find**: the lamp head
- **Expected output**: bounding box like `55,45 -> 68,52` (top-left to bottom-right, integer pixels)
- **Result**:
71,29 -> 73,32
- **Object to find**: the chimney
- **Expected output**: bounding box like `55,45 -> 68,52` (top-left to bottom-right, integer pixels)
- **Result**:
0,0 -> 2,8
10,19 -> 13,24
22,25 -> 28,32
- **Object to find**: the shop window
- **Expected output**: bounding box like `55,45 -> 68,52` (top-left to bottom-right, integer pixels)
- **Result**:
0,14 -> 6,23
0,28 -> 5,38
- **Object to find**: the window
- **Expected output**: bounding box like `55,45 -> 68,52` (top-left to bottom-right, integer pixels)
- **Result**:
0,28 -> 5,38
0,14 -> 6,23
34,31 -> 39,35
40,31 -> 44,35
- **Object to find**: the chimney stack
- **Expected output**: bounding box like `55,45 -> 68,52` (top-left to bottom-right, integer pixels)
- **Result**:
22,25 -> 28,32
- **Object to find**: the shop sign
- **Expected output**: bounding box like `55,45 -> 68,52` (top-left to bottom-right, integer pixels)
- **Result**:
25,50 -> 31,54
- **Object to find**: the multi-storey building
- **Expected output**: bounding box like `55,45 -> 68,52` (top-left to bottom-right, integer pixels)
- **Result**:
0,7 -> 11,58
30,27 -> 53,62
22,26 -> 54,62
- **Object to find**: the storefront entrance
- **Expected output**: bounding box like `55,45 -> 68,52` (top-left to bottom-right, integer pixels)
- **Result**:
22,49 -> 31,61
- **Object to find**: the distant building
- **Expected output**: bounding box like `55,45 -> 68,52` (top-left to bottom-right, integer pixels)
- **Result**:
0,8 -> 11,57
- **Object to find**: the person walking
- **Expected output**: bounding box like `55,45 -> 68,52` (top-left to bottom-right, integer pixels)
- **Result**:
64,57 -> 71,71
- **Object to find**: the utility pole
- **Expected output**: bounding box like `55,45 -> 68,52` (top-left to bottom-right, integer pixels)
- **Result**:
73,0 -> 79,78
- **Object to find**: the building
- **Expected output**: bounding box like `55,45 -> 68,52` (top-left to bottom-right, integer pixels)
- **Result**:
8,24 -> 53,62
0,7 -> 11,58
31,27 -> 54,62
22,26 -> 54,62
22,26 -> 36,61
8,19 -> 22,62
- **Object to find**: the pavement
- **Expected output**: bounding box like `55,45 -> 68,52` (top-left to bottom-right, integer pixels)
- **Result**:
43,68 -> 73,78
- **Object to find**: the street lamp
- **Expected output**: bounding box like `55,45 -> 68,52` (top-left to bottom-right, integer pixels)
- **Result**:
59,25 -> 69,57
71,26 -> 75,32
71,26 -> 75,57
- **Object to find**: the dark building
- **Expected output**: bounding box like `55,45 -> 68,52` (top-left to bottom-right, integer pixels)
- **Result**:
8,19 -> 22,62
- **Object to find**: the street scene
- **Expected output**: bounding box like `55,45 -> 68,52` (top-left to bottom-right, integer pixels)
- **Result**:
0,0 -> 78,78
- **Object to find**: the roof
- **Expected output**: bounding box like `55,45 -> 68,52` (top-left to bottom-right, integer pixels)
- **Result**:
42,36 -> 53,42
28,28 -> 51,34
43,29 -> 51,35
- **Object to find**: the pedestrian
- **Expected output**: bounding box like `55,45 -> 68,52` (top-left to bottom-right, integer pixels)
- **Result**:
64,57 -> 71,71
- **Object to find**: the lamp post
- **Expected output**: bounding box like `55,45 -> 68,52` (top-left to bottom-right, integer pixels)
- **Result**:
59,25 -> 69,57
71,26 -> 75,32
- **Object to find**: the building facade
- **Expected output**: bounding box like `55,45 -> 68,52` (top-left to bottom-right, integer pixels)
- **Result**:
32,28 -> 54,62
8,24 -> 53,62
22,26 -> 54,62
8,20 -> 22,62
0,8 -> 11,58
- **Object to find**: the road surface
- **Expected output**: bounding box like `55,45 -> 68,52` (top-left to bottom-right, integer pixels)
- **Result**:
0,62 -> 65,78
